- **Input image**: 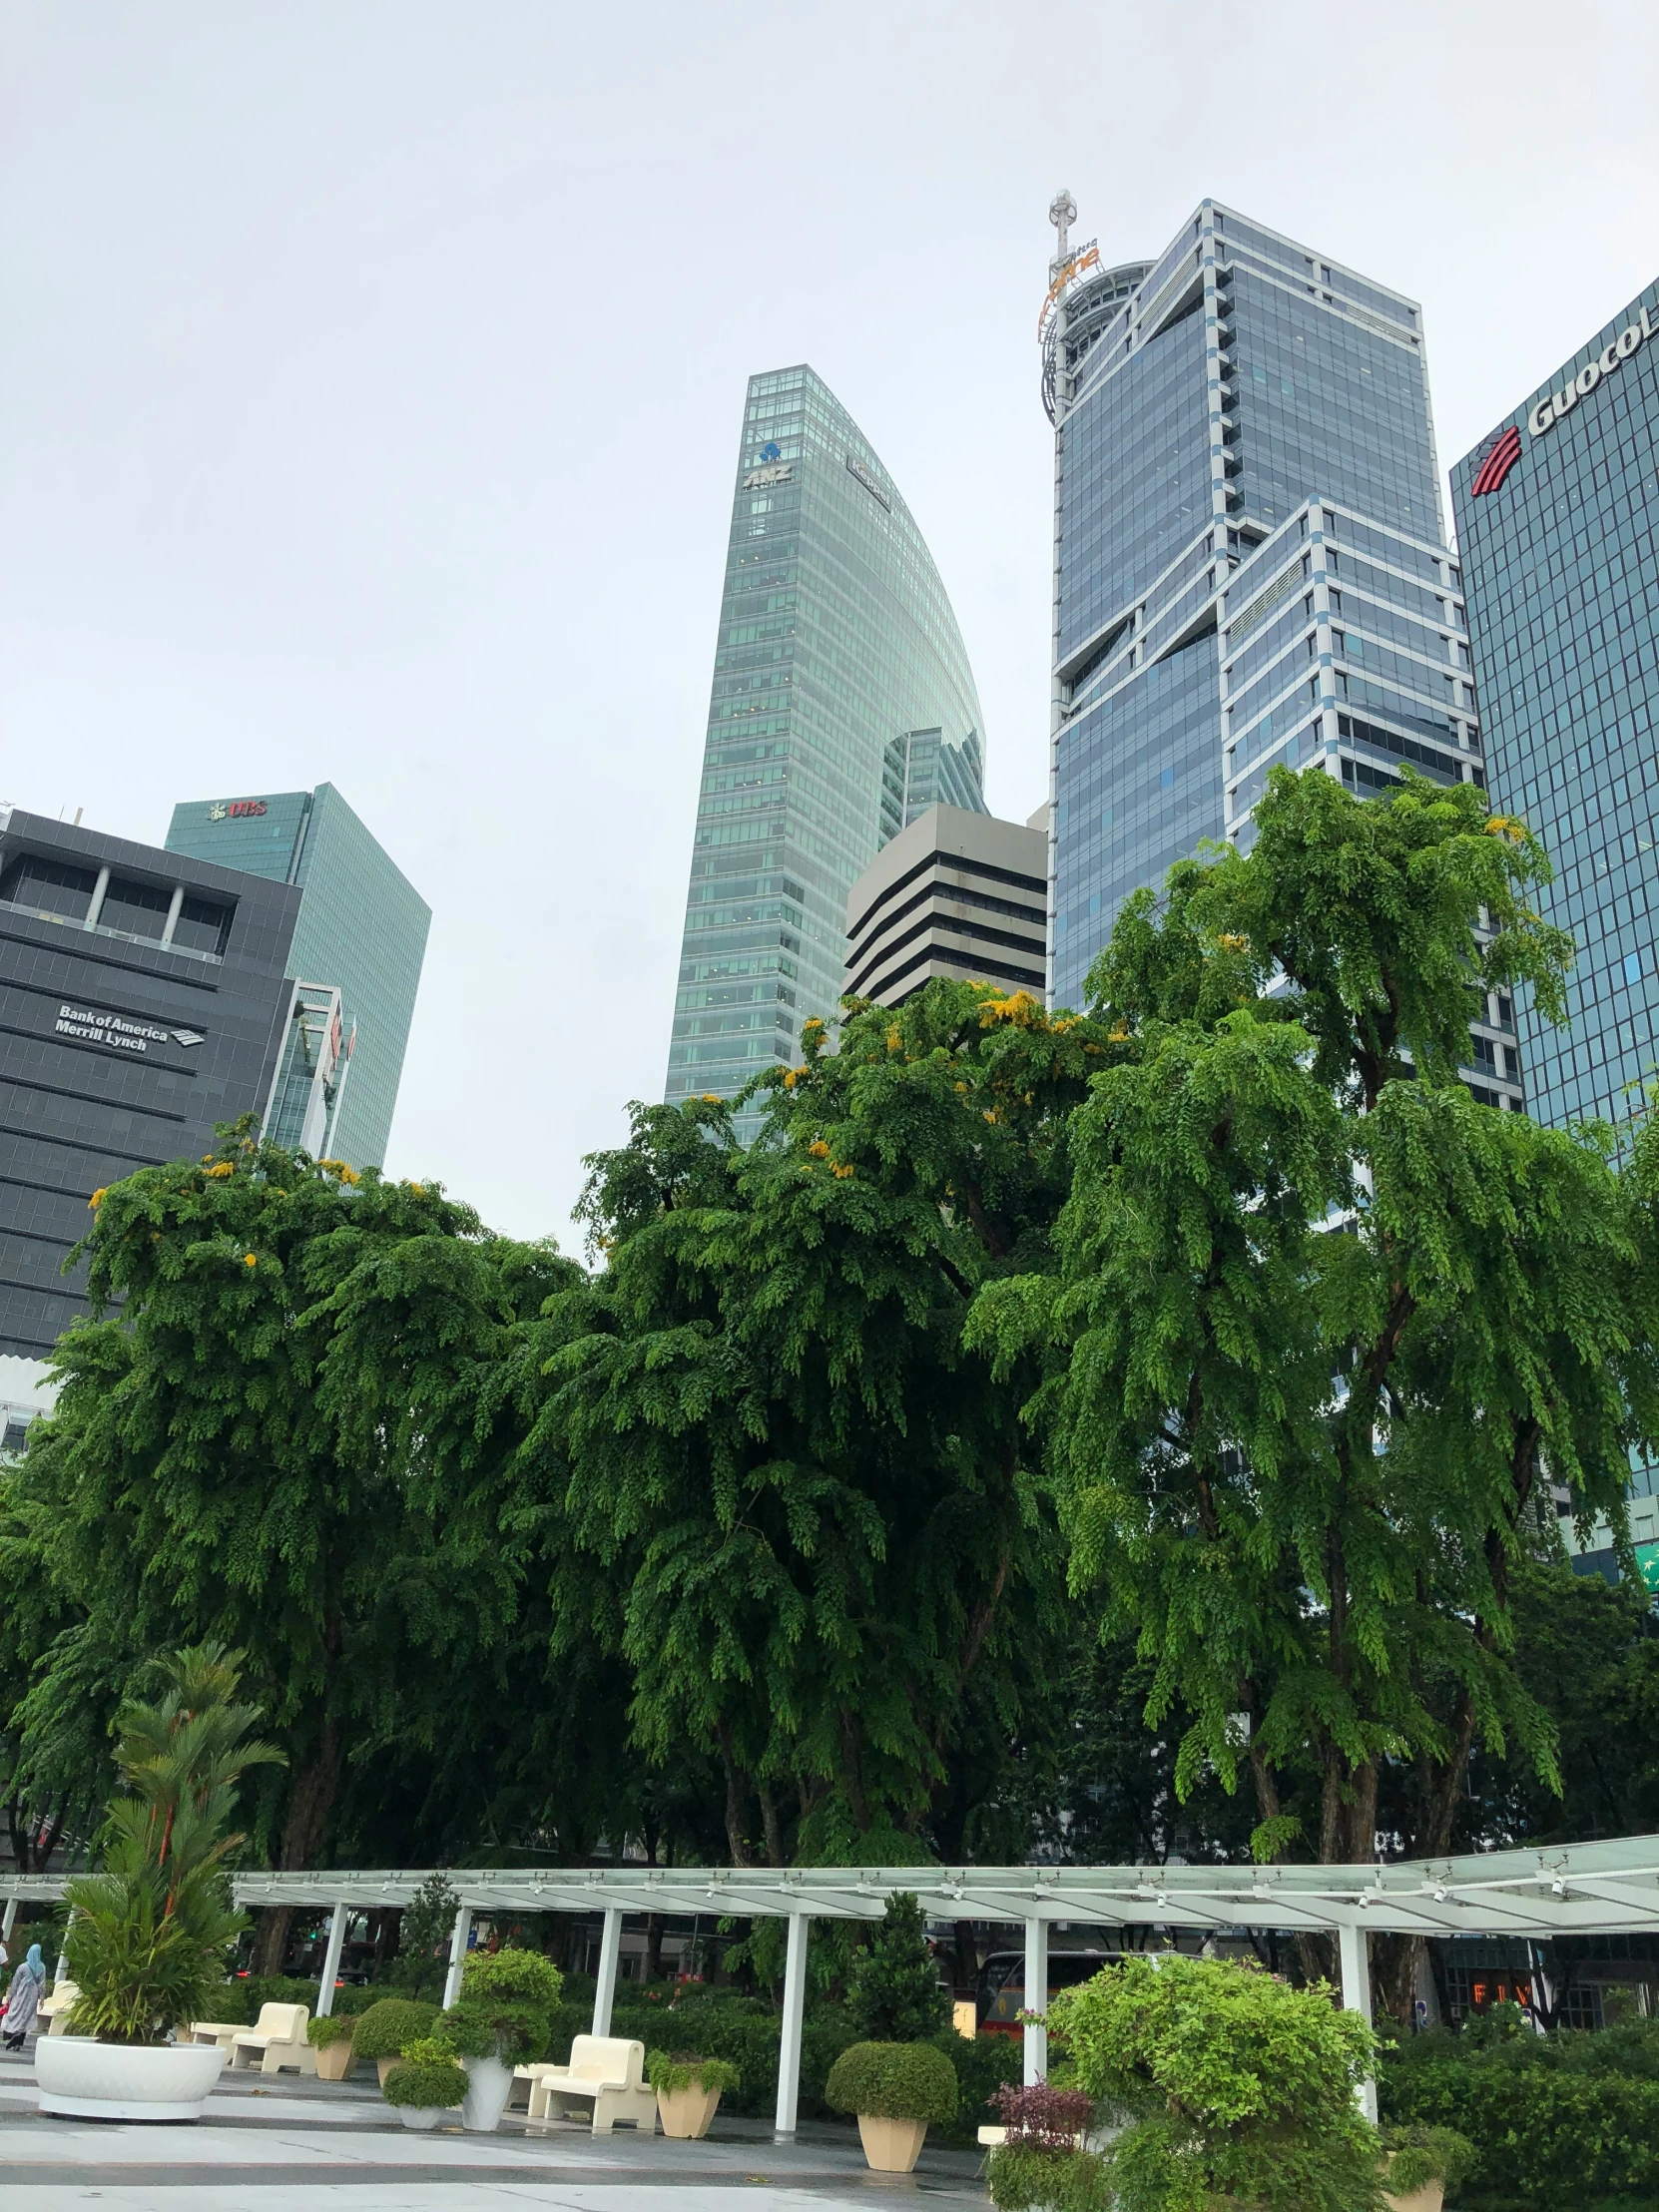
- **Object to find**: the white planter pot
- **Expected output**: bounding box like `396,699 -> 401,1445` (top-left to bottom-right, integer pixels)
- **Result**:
461,2052 -> 514,2133
397,2104 -> 450,2130
36,2036 -> 229,2122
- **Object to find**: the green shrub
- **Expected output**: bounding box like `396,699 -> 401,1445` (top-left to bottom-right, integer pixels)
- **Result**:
352,1995 -> 441,2061
305,2012 -> 356,2050
1051,1955 -> 1383,2212
1382,2123 -> 1475,2194
647,2049 -> 743,2095
845,1894 -> 948,2043
934,2029 -> 1023,2144
438,1946 -> 563,2062
381,1875 -> 458,1998
825,2039 -> 958,2125
1382,2056 -> 1659,2207
987,2141 -> 1113,2212
382,2034 -> 466,2110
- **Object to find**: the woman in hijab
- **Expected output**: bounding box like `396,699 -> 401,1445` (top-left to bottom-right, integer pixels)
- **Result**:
1,1942 -> 45,2049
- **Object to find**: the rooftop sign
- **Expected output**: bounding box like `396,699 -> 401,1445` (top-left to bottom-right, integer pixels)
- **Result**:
1527,305 -> 1657,438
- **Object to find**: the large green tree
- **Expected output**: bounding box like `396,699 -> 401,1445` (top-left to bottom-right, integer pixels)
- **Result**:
536,981 -> 1115,1859
1,1128 -> 585,1962
969,769 -> 1659,1917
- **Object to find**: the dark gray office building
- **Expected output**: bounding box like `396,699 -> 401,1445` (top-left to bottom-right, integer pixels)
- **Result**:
0,805 -> 299,1358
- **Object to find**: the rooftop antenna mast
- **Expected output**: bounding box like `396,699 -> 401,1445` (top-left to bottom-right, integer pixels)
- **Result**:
1049,188 -> 1077,271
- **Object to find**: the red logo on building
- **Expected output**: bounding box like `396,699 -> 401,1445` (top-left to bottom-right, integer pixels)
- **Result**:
1471,424 -> 1522,497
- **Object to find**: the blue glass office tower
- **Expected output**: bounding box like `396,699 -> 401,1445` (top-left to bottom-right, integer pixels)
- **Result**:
164,785 -> 429,1170
1450,278 -> 1659,1134
1044,199 -> 1514,1105
666,366 -> 986,1108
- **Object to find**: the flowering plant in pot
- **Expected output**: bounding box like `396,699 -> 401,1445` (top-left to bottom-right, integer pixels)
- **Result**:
382,2035 -> 467,2130
826,2040 -> 958,2173
1380,2124 -> 1475,2212
437,1946 -> 564,2133
646,2050 -> 742,2139
352,1997 -> 441,2087
986,2084 -> 1110,2211
1049,1954 -> 1384,2212
40,1644 -> 282,2123
305,2011 -> 358,2081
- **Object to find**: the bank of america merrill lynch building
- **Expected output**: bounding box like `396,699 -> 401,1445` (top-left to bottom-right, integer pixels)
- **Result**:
665,366 -> 987,1106
1046,197 -> 1520,1107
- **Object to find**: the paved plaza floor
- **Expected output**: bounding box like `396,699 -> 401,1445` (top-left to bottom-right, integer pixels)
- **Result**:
0,2047 -> 989,2212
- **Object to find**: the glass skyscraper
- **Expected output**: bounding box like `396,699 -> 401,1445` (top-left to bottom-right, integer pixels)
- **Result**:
164,784 -> 429,1169
1450,277 -> 1659,1134
665,365 -> 986,1107
1044,200 -> 1510,1111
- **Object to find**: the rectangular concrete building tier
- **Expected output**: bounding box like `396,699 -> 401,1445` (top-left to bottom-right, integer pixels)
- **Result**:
844,804 -> 1046,1009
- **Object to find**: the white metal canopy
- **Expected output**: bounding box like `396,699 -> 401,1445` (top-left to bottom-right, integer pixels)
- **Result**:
9,1835 -> 1659,2135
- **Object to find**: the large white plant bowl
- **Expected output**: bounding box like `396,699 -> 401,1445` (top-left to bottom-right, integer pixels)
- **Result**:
36,2036 -> 229,2121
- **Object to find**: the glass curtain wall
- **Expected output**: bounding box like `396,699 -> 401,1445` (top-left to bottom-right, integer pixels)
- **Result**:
666,366 -> 986,1113
1048,199 -> 1446,1007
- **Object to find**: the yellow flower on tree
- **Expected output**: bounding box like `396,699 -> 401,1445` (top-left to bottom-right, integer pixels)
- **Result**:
244,1254 -> 258,1268
88,1188 -> 107,1210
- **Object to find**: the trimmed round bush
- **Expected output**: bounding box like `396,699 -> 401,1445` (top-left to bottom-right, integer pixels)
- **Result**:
438,1945 -> 564,2062
647,2050 -> 743,2095
352,1996 -> 441,2061
826,2039 -> 958,2125
382,2034 -> 466,2111
305,2012 -> 355,2050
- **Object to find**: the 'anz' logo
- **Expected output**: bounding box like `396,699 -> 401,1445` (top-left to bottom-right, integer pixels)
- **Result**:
1470,424 -> 1522,497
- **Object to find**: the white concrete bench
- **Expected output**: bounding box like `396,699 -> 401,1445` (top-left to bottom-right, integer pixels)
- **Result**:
522,2034 -> 656,2134
228,2001 -> 316,2076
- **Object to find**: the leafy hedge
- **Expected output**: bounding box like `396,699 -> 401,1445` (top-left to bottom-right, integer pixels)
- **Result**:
1382,2043 -> 1659,2208
203,1975 -> 383,2025
531,1991 -> 1018,2142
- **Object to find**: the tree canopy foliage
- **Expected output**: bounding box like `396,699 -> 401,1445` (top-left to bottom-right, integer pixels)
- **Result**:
4,768 -> 1659,2004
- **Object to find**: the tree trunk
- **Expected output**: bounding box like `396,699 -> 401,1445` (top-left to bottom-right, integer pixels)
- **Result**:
644,1913 -> 664,1981
715,1723 -> 753,1866
251,1719 -> 344,1974
757,1779 -> 785,1869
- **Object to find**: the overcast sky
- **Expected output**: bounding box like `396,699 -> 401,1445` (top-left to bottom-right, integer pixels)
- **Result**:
2,2 -> 1656,1245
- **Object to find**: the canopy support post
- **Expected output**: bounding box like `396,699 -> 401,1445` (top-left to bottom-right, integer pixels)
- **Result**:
774,1911 -> 810,2140
442,1904 -> 472,2009
1338,1921 -> 1378,2123
592,1906 -> 623,2037
1023,1914 -> 1049,2084
316,1901 -> 348,2017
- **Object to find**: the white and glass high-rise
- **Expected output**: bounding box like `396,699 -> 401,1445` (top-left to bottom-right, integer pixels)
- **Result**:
1043,197 -> 1518,1107
666,365 -> 986,1107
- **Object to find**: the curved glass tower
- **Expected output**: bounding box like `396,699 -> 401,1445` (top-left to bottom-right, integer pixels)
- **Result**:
666,365 -> 986,1108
